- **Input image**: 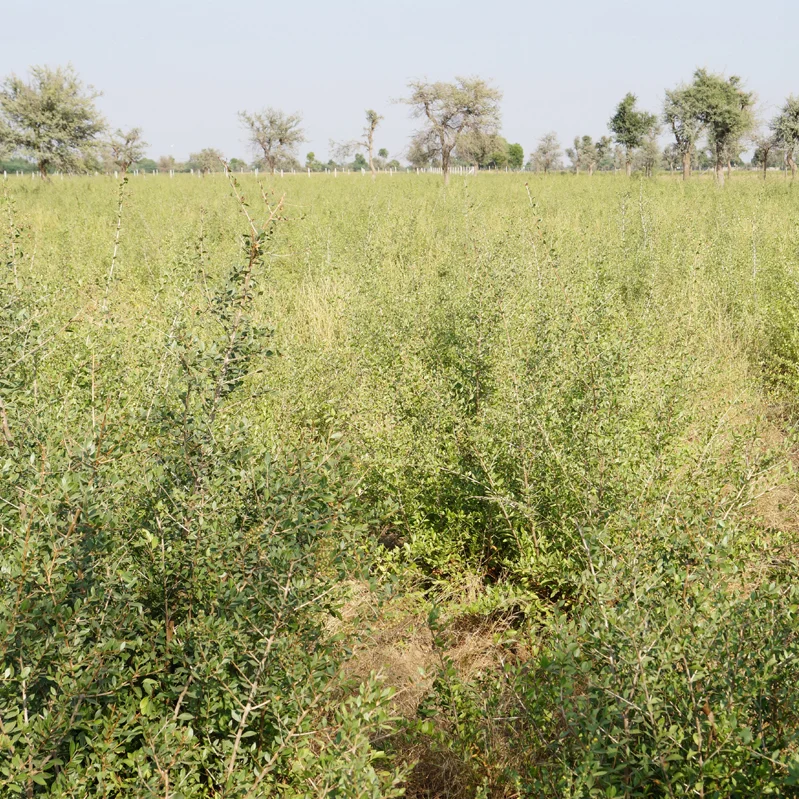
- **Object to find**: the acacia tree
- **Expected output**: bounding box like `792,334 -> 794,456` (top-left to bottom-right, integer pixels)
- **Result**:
328,139 -> 354,167
566,135 -> 598,175
690,69 -> 754,186
771,96 -> 799,179
531,132 -> 562,173
609,94 -> 657,176
362,109 -> 382,175
238,108 -> 305,174
663,84 -> 704,180
596,136 -> 614,171
402,76 -> 502,185
107,127 -> 147,174
636,122 -> 662,177
0,65 -> 105,178
188,148 -> 224,175
750,133 -> 778,179
157,154 -> 176,172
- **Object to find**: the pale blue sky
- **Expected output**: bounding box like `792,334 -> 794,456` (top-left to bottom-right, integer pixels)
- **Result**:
3,0 -> 797,163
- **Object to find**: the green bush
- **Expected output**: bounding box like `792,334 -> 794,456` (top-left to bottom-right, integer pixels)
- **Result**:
0,180 -> 404,797
411,535 -> 799,797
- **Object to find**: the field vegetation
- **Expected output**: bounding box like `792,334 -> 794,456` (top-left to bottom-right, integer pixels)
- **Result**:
1,170 -> 799,796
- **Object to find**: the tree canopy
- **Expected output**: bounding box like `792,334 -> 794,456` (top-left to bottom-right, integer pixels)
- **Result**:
106,127 -> 147,174
771,95 -> 799,178
0,64 -> 105,178
188,148 -> 224,174
663,84 -> 705,179
238,108 -> 305,174
402,76 -> 502,184
531,132 -> 562,173
690,69 -> 754,185
609,94 -> 657,176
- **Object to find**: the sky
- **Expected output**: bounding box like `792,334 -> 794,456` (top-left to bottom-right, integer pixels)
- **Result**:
2,0 -> 798,164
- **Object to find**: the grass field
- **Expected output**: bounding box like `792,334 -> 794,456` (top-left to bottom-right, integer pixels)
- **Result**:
2,172 -> 799,797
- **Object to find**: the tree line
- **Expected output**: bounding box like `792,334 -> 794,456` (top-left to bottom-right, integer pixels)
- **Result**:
1,65 -> 797,184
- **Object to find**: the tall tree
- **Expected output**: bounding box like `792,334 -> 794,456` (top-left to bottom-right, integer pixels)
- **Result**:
402,76 -> 502,185
157,154 -> 176,172
750,133 -> 778,180
531,132 -> 562,173
771,96 -> 799,179
609,93 -> 657,177
635,122 -> 662,177
362,109 -> 382,176
690,69 -> 754,186
107,127 -> 147,174
507,142 -> 524,170
0,65 -> 105,178
238,108 -> 305,175
663,84 -> 704,180
596,136 -> 614,171
566,135 -> 598,175
188,148 -> 224,175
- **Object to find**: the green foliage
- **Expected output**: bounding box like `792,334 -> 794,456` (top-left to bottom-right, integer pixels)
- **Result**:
187,148 -> 224,174
506,142 -> 524,170
1,171 -> 799,797
0,158 -> 36,174
609,93 -> 658,170
402,76 -> 502,181
566,135 -> 598,174
238,108 -> 305,175
107,127 -> 148,173
0,65 -> 105,177
413,538 -> 799,796
663,83 -> 705,171
771,96 -> 799,176
0,176 -> 405,796
690,69 -> 755,174
531,132 -> 562,172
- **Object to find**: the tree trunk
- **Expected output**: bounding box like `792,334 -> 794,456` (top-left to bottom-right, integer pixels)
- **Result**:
682,151 -> 691,181
625,159 -> 632,177
442,143 -> 450,186
726,159 -> 731,181
763,151 -> 768,180
368,135 -> 375,179
589,165 -> 594,176
38,161 -> 47,180
715,159 -> 725,187
788,152 -> 797,180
